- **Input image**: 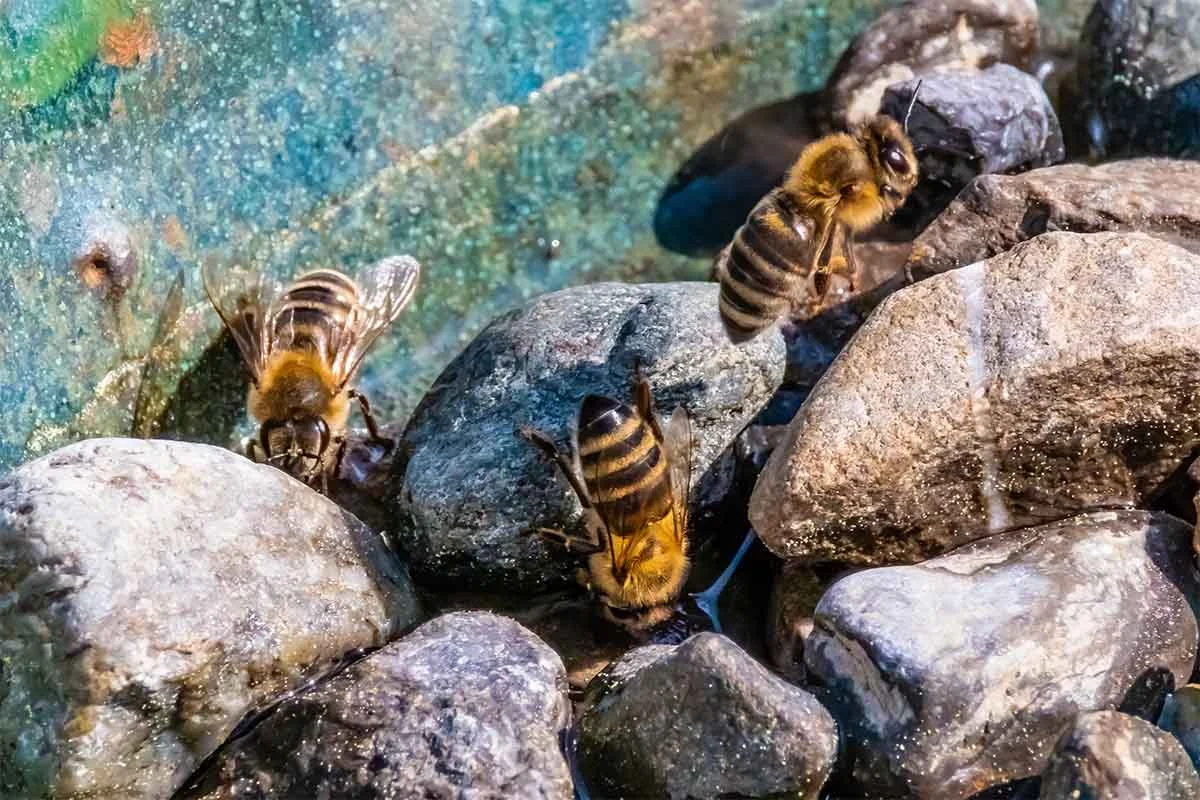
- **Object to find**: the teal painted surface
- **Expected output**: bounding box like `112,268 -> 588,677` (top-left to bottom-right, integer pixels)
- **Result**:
0,0 -> 894,470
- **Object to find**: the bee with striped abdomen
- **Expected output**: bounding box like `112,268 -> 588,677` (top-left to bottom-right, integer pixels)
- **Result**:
202,256 -> 420,491
519,372 -> 692,635
715,88 -> 921,342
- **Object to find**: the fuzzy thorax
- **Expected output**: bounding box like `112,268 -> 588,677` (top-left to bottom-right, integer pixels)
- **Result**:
249,350 -> 350,428
588,512 -> 689,615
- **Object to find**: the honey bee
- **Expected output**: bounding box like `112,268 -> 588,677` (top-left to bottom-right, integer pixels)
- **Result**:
519,372 -> 692,635
202,256 -> 420,491
715,88 -> 921,342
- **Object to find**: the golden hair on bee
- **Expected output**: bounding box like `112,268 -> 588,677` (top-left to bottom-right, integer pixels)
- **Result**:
715,86 -> 921,343
519,372 -> 693,636
202,256 -> 421,492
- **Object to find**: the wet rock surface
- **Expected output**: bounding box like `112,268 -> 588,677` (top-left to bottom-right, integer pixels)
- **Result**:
1075,0 -> 1200,158
881,65 -> 1064,191
395,282 -> 785,592
827,0 -> 1039,127
0,438 -> 419,800
805,510 -> 1200,799
1040,711 -> 1200,799
751,232 -> 1200,564
1158,684 -> 1200,773
177,612 -> 572,800
907,159 -> 1200,280
577,632 -> 837,800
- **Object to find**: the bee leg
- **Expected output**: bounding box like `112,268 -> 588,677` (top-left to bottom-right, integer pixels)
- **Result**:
630,363 -> 667,443
349,389 -> 392,450
517,426 -> 594,511
523,526 -> 604,556
245,437 -> 266,464
842,225 -> 861,293
690,528 -> 758,633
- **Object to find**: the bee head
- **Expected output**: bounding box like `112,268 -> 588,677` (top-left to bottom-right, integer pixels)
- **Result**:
261,415 -> 332,480
599,600 -> 676,636
861,114 -> 919,217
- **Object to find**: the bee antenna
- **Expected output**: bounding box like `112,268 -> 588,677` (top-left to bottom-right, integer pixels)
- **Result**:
903,79 -> 923,135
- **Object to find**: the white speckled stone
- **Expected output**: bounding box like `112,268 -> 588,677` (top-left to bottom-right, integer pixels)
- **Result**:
0,438 -> 419,800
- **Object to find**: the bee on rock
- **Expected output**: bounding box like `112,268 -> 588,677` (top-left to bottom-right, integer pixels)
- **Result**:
202,256 -> 420,491
715,88 -> 921,342
519,371 -> 692,635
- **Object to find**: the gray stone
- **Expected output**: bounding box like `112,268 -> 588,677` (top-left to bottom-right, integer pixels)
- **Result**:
751,232 -> 1200,564
880,65 -> 1064,190
1041,711 -> 1200,799
1158,684 -> 1200,774
176,612 -> 572,800
1075,0 -> 1200,158
0,438 -> 419,800
907,159 -> 1200,280
395,282 -> 785,592
828,0 -> 1039,127
805,510 -> 1200,799
577,632 -> 838,800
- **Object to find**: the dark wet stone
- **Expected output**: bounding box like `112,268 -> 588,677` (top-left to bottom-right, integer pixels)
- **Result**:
1074,0 -> 1200,158
906,159 -> 1200,281
177,612 -> 572,800
394,282 -> 784,593
1158,684 -> 1200,774
1040,711 -> 1200,799
577,633 -> 837,799
881,65 -> 1064,190
827,0 -> 1039,127
752,232 -> 1200,564
0,438 -> 419,800
805,510 -> 1200,799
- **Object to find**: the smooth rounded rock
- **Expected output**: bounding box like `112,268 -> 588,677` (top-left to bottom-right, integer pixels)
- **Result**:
751,232 -> 1200,564
176,611 -> 573,800
0,438 -> 419,800
395,282 -> 785,592
1041,711 -> 1200,799
805,510 -> 1200,799
577,632 -> 838,800
1158,684 -> 1200,774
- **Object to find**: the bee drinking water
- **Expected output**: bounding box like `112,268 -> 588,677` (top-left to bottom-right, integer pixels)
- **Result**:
519,371 -> 692,635
715,86 -> 922,342
202,256 -> 420,491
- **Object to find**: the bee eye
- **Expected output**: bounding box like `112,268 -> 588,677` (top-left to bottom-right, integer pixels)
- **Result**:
606,604 -> 640,621
884,146 -> 909,173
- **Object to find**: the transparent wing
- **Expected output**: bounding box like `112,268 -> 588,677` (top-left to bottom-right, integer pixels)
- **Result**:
331,255 -> 421,386
663,407 -> 693,546
131,269 -> 185,438
580,432 -> 626,582
200,260 -> 280,385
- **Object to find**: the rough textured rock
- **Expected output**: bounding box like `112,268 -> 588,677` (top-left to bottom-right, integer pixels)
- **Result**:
751,232 -> 1200,564
1040,711 -> 1200,799
827,0 -> 1039,126
0,438 -> 420,800
176,612 -> 572,800
396,282 -> 785,592
1158,684 -> 1200,773
577,633 -> 837,800
766,561 -> 827,683
907,159 -> 1200,280
805,510 -> 1200,799
1075,0 -> 1200,158
881,66 -> 1064,188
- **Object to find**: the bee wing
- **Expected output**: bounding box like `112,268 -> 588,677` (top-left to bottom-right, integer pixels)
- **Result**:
201,260 -> 279,385
663,406 -> 693,545
579,432 -> 626,579
131,269 -> 185,438
332,255 -> 421,387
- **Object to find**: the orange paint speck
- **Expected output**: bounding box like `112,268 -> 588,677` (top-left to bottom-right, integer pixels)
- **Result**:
99,13 -> 159,69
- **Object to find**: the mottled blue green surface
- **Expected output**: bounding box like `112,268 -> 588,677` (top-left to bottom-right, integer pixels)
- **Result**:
0,0 -> 900,470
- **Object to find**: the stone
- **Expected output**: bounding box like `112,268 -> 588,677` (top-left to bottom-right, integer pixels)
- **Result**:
1158,684 -> 1200,774
827,0 -> 1040,127
1074,0 -> 1200,158
1040,711 -> 1200,799
804,510 -> 1200,799
577,632 -> 838,800
176,612 -> 573,800
751,232 -> 1200,564
906,159 -> 1200,281
395,282 -> 785,592
880,65 -> 1064,190
766,561 -> 828,683
0,0 -> 895,474
0,438 -> 419,800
